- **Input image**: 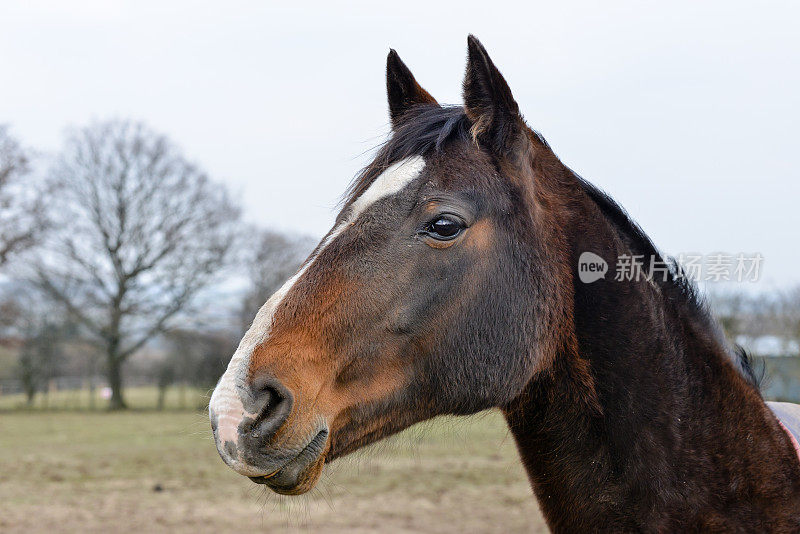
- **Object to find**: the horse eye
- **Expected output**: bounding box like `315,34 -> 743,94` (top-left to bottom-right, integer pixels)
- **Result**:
425,216 -> 464,240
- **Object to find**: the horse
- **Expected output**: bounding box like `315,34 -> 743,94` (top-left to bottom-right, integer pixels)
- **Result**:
210,36 -> 800,531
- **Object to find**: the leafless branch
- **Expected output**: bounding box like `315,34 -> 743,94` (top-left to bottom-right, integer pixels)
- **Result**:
0,126 -> 47,268
33,119 -> 241,408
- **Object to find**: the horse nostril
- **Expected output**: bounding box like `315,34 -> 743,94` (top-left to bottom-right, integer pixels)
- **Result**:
245,375 -> 293,445
249,387 -> 278,438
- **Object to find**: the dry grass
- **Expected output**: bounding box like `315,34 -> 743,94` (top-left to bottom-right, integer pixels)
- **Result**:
0,406 -> 547,533
0,385 -> 208,411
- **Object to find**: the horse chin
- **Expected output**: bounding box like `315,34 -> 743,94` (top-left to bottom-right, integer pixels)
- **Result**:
250,455 -> 325,496
248,429 -> 329,495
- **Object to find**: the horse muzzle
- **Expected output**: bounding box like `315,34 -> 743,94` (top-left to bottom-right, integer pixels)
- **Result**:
209,374 -> 330,495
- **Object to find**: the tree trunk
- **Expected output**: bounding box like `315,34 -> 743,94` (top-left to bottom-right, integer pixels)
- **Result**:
24,384 -> 35,407
179,382 -> 186,410
157,384 -> 167,411
42,380 -> 51,410
107,355 -> 127,410
88,376 -> 96,410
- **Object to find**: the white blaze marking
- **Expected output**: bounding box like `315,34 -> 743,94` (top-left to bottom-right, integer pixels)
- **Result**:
209,156 -> 425,475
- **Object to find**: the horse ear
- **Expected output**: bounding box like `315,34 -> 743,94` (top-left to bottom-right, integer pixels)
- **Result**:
386,49 -> 438,128
462,35 -> 522,155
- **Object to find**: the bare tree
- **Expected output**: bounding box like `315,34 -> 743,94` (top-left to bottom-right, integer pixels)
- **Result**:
157,327 -> 238,409
776,286 -> 800,355
0,284 -> 66,407
17,318 -> 64,408
708,289 -> 749,341
0,294 -> 23,333
33,120 -> 241,409
708,289 -> 780,344
0,126 -> 46,268
239,229 -> 313,333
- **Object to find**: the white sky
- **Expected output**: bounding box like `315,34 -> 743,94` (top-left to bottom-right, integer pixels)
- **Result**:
1,1 -> 799,289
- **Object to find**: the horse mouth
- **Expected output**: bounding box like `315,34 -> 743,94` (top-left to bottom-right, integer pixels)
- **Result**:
248,429 -> 329,495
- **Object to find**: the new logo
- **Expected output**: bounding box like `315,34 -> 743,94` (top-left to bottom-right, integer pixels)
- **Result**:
578,252 -> 608,283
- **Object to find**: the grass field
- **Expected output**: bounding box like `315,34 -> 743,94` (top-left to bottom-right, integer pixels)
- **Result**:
0,385 -> 209,411
0,390 -> 546,533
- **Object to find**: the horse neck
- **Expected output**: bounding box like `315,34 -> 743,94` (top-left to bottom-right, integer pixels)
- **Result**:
502,178 -> 800,531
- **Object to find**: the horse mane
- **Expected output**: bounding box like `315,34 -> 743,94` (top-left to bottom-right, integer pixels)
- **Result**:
573,176 -> 763,391
346,105 -> 763,391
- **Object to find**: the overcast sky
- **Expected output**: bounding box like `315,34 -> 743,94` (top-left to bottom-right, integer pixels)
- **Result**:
1,1 -> 798,289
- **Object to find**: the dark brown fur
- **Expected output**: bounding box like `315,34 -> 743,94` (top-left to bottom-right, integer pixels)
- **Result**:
231,36 -> 800,531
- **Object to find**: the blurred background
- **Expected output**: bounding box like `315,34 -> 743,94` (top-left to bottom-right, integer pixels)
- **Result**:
1,1 -> 798,533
